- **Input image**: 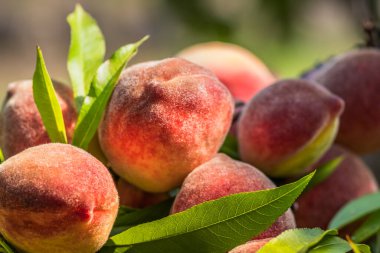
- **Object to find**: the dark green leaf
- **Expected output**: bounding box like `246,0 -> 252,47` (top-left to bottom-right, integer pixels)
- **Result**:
103,172 -> 314,253
329,192 -> 380,230
352,210 -> 380,243
72,36 -> 148,149
219,134 -> 239,160
304,156 -> 343,192
33,47 -> 67,144
257,228 -> 337,253
67,4 -> 105,110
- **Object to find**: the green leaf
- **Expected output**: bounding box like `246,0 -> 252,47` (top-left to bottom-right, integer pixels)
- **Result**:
257,228 -> 337,253
67,4 -> 105,110
219,134 -> 239,160
329,192 -> 380,230
352,210 -> 380,243
0,236 -> 14,253
346,236 -> 371,253
113,198 -> 173,228
103,172 -> 314,253
33,47 -> 68,144
308,236 -> 352,253
0,149 -> 4,163
304,156 -> 343,192
72,36 -> 148,150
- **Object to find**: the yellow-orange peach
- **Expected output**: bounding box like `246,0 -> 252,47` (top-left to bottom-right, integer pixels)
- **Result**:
0,80 -> 76,158
98,58 -> 234,192
229,238 -> 272,253
178,42 -> 276,103
0,143 -> 119,253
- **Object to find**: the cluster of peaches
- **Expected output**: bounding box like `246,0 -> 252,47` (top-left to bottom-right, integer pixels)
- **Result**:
0,38 -> 380,252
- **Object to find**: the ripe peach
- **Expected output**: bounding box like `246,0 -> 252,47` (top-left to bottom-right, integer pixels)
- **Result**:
0,143 -> 119,253
310,49 -> 380,154
171,154 -> 296,240
238,79 -> 344,177
0,80 -> 76,158
98,58 -> 234,193
117,179 -> 169,208
294,145 -> 378,229
229,238 -> 272,253
178,42 -> 276,103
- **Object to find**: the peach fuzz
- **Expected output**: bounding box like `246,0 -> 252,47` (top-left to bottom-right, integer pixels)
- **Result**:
178,42 -> 276,103
311,49 -> 380,154
238,79 -> 344,177
229,238 -> 272,253
117,179 -> 169,208
294,145 -> 378,230
0,143 -> 119,253
0,80 -> 76,158
171,154 -> 296,240
98,58 -> 234,193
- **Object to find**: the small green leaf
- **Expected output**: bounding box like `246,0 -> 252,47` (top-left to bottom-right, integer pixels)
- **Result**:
33,47 -> 67,144
0,236 -> 14,253
0,149 -> 4,163
219,134 -> 239,160
346,236 -> 371,253
257,228 -> 337,253
352,210 -> 380,243
103,172 -> 314,253
67,4 -> 105,110
304,156 -> 343,192
329,192 -> 380,230
72,36 -> 148,150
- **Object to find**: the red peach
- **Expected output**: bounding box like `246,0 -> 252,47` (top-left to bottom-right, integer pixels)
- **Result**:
294,145 -> 378,229
238,79 -> 344,177
178,42 -> 276,103
0,143 -> 119,253
98,58 -> 234,192
171,154 -> 296,240
0,80 -> 76,158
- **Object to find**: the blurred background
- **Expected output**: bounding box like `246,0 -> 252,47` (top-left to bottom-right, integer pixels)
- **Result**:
0,0 -> 379,170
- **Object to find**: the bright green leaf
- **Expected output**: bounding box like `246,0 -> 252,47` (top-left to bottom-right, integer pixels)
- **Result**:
304,156 -> 343,192
352,210 -> 380,243
257,228 -> 337,253
219,134 -> 239,160
329,192 -> 380,230
308,236 -> 352,253
0,149 -> 4,163
72,36 -> 148,150
0,236 -> 14,253
67,4 -> 105,110
103,172 -> 314,253
33,47 -> 67,144
346,236 -> 371,253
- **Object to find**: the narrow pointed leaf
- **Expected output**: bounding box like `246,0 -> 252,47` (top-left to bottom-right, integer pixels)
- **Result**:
103,172 -> 314,253
329,192 -> 380,230
67,4 -> 105,109
257,228 -> 337,253
0,149 -> 4,163
352,210 -> 380,243
33,47 -> 67,144
304,156 -> 343,192
0,236 -> 14,253
72,36 -> 148,149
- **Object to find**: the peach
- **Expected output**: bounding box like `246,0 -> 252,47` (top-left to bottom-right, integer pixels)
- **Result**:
117,179 -> 169,208
0,80 -> 76,158
98,58 -> 234,193
171,154 -> 296,240
0,143 -> 119,253
229,238 -> 272,253
309,49 -> 380,154
178,42 -> 276,103
294,145 -> 378,230
238,79 -> 344,177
